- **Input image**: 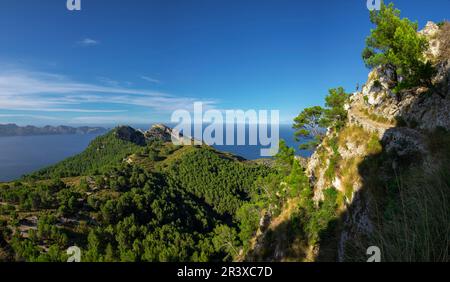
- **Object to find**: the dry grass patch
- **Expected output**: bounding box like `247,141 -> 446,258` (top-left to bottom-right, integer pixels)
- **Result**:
360,108 -> 394,125
335,126 -> 382,200
339,156 -> 363,200
338,126 -> 369,149
437,21 -> 450,61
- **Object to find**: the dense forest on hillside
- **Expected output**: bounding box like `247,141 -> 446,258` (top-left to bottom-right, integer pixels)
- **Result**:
26,128 -> 144,179
0,124 -> 345,262
0,2 -> 449,263
0,128 -> 276,262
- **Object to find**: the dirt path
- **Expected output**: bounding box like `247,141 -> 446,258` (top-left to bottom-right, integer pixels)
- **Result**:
348,106 -> 395,138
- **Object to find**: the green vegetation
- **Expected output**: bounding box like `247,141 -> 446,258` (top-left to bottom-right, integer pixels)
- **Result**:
27,128 -> 144,179
274,140 -> 295,174
2,2 -> 449,263
360,107 -> 394,125
164,147 -> 271,216
246,152 -> 340,261
362,3 -> 435,91
322,87 -> 351,130
0,128 -> 274,262
373,80 -> 382,88
324,137 -> 341,182
293,87 -> 349,150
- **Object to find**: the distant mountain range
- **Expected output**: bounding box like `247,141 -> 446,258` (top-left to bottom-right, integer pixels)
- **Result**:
0,123 -> 107,137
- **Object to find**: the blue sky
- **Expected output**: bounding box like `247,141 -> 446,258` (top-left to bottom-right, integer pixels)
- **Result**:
0,0 -> 449,126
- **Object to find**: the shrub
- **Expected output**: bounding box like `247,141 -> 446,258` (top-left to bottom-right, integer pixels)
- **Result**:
362,3 -> 434,90
373,80 -> 382,88
367,134 -> 382,155
293,87 -> 350,149
363,95 -> 369,104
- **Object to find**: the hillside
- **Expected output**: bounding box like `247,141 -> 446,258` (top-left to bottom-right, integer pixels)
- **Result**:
26,126 -> 145,179
0,124 -> 274,262
1,4 -> 449,263
311,21 -> 450,262
247,19 -> 450,262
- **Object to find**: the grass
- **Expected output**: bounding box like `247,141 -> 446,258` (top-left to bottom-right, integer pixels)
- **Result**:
367,134 -> 383,155
338,125 -> 370,149
335,126 -> 382,201
324,138 -> 340,182
309,126 -> 383,203
339,157 -> 362,201
437,21 -> 450,61
344,128 -> 450,262
245,197 -> 311,262
360,107 -> 394,125
370,165 -> 450,261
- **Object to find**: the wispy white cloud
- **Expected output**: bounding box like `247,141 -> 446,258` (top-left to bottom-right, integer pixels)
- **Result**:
69,115 -> 152,125
141,76 -> 160,84
78,38 -> 100,47
97,76 -> 120,87
0,66 -> 217,116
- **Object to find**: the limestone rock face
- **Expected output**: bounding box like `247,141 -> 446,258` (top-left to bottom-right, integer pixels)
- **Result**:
382,127 -> 428,157
145,124 -> 175,142
338,140 -> 366,160
305,21 -> 450,261
420,21 -> 441,59
305,143 -> 329,202
350,36 -> 450,133
420,21 -> 440,37
308,20 -> 450,201
145,123 -> 194,144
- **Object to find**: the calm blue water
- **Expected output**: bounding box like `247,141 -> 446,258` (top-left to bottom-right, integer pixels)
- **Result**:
134,123 -> 312,160
212,125 -> 312,160
0,125 -> 311,182
0,134 -> 102,182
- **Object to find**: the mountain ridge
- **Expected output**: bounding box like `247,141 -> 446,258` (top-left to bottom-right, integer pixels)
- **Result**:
0,122 -> 273,262
0,123 -> 107,137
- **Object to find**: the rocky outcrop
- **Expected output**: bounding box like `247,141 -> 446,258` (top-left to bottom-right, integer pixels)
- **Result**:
144,124 -> 174,142
114,126 -> 146,146
344,22 -> 450,134
382,127 -> 428,157
305,144 -> 330,202
145,124 -> 195,144
306,21 -> 450,261
347,106 -> 393,138
114,123 -> 195,146
420,22 -> 441,60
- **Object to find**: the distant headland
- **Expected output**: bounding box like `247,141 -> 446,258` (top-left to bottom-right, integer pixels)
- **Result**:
0,123 -> 107,137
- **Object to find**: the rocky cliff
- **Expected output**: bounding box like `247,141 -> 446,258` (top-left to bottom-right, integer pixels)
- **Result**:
306,21 -> 450,261
115,123 -> 195,145
144,123 -> 194,144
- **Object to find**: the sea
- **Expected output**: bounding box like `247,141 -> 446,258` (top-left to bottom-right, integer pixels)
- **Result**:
0,124 -> 312,182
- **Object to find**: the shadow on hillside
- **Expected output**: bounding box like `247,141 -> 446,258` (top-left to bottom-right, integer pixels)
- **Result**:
246,218 -> 309,262
254,64 -> 450,261
246,62 -> 450,261
315,67 -> 450,262
249,126 -> 447,261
